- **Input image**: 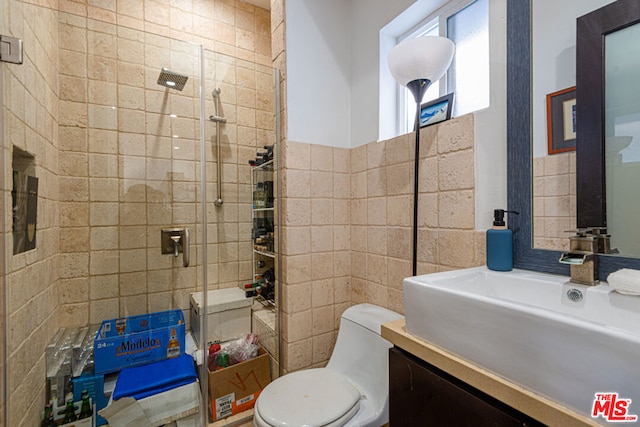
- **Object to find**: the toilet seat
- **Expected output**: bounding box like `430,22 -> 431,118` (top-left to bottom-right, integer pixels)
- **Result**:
255,368 -> 361,427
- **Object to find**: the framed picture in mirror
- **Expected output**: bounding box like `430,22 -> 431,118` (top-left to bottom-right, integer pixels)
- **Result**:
546,86 -> 576,154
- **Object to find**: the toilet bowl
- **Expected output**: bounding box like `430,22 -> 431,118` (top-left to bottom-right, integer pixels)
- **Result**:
254,304 -> 402,427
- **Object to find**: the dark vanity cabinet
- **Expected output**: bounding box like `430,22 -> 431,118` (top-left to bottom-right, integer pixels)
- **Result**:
389,348 -> 544,426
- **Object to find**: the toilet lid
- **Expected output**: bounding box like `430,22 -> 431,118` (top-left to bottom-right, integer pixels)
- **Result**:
256,368 -> 361,427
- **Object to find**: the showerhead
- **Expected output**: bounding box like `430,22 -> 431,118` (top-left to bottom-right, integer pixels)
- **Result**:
157,68 -> 189,91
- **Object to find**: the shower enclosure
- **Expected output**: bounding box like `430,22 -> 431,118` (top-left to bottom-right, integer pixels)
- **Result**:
0,2 -> 279,425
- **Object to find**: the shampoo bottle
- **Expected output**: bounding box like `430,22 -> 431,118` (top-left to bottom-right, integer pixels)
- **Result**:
486,209 -> 519,271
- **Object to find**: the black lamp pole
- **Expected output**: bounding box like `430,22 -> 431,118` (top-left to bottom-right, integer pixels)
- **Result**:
406,78 -> 431,276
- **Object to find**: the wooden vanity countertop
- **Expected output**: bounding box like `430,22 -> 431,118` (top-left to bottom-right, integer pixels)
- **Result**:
382,318 -> 598,427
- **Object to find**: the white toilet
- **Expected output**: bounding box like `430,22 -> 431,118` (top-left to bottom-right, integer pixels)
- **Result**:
253,303 -> 403,427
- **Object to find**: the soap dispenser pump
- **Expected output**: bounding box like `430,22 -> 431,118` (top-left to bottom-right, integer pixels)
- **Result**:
486,209 -> 519,271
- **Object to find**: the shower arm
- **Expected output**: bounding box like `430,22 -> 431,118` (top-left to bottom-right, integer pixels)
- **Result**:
210,88 -> 226,206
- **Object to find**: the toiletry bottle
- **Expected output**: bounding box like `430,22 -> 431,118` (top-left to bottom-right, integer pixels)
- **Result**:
486,209 -> 519,271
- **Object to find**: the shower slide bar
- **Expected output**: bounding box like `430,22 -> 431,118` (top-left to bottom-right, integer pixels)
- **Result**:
209,88 -> 226,206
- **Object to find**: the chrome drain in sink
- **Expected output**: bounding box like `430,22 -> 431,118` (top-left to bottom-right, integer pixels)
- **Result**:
567,288 -> 583,302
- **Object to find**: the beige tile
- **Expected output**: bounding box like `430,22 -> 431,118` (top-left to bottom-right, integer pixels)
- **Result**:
350,226 -> 367,252
334,251 -> 351,278
59,278 -> 90,304
367,140 -> 385,169
90,298 -> 120,324
283,339 -> 312,372
350,277 -> 366,303
282,254 -> 311,284
544,196 -> 571,217
418,192 -> 439,228
311,252 -> 333,280
60,227 -> 90,253
439,190 -> 474,229
333,199 -> 350,225
385,134 -> 411,165
91,226 -> 119,250
333,173 -> 350,199
311,279 -> 334,308
283,169 -> 310,198
350,171 -> 367,199
544,152 -> 570,175
312,332 -> 336,365
333,147 -> 350,173
386,288 -> 404,315
333,225 -> 350,251
282,198 -> 310,226
386,162 -> 413,195
282,226 -> 310,256
438,229 -> 481,268
350,144 -> 367,173
417,228 -> 438,264
439,150 -> 474,191
367,197 -> 387,225
283,282 -> 311,314
387,195 -> 411,227
544,175 -> 570,196
367,168 -> 386,197
311,144 -> 333,171
311,226 -> 333,253
283,310 -> 312,342
387,257 -> 411,290
387,227 -> 412,260
311,171 -> 333,198
366,253 -> 387,285
367,227 -> 387,256
311,199 -> 333,225
438,113 -> 474,154
334,277 -> 351,304
419,156 -> 438,193
366,282 -> 387,307
312,305 -> 334,335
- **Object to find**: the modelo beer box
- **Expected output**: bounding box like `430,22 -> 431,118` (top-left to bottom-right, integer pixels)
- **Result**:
94,309 -> 186,375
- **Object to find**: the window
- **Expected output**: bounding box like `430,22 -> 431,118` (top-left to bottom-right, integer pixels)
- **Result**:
396,0 -> 489,134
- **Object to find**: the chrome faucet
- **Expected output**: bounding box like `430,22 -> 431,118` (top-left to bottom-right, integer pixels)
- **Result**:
559,228 -> 614,286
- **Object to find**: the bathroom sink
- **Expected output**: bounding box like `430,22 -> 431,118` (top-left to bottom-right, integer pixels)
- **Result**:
403,266 -> 640,422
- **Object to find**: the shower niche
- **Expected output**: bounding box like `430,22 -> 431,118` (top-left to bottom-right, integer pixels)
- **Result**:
12,147 -> 38,254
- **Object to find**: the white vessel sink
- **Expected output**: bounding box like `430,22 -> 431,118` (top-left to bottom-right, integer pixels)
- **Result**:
403,266 -> 640,422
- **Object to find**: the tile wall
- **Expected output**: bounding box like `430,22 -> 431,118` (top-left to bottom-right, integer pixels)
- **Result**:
2,0 -> 274,425
532,152 -> 576,251
2,2 -> 60,426
279,114 -> 487,372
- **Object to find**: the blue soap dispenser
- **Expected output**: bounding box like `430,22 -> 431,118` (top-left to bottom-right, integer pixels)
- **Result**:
486,209 -> 519,271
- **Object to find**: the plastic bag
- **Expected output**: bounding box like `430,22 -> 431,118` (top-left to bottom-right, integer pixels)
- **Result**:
208,334 -> 260,370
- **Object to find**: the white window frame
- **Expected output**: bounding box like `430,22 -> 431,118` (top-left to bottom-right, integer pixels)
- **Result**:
395,0 -> 479,135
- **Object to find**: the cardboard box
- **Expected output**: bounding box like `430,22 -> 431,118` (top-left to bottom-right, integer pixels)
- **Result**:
99,380 -> 200,427
94,310 -> 186,375
52,401 -> 95,427
208,346 -> 271,421
74,374 -> 110,426
190,289 -> 251,346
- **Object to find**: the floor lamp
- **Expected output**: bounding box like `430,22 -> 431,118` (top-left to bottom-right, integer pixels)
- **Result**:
388,36 -> 455,276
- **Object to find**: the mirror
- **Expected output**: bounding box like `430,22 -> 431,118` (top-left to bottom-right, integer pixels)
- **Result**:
530,0 -> 613,253
507,0 -> 640,278
529,0 -> 640,259
576,0 -> 640,257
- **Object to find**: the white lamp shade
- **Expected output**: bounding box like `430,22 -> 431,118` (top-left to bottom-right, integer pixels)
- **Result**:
388,36 -> 455,87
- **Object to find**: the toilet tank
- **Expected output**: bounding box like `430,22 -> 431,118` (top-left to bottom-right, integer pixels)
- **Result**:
327,304 -> 403,413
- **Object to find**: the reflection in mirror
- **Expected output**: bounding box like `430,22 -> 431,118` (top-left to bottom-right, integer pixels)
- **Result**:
508,0 -> 640,279
576,0 -> 640,259
605,23 -> 640,256
530,0 -> 613,252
